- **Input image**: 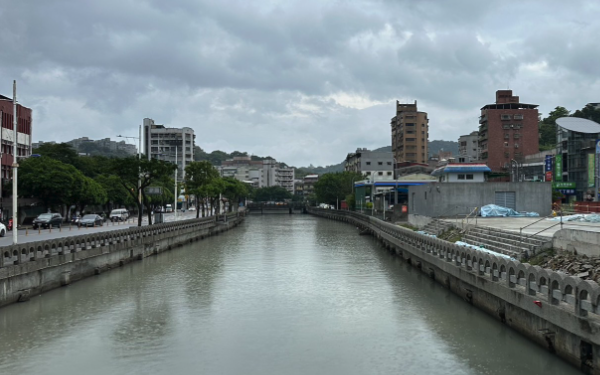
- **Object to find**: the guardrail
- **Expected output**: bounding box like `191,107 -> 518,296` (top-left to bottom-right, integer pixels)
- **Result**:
0,211 -> 243,268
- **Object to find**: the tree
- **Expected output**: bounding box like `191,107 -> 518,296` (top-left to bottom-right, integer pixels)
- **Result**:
33,143 -> 80,166
221,177 -> 249,212
73,176 -> 108,214
313,172 -> 363,208
18,156 -> 83,211
95,174 -> 135,210
252,186 -> 291,202
185,161 -> 221,217
110,157 -> 176,226
539,106 -> 570,151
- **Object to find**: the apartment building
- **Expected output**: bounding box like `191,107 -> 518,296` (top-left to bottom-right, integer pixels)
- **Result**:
0,94 -> 33,180
344,148 -> 394,181
478,90 -> 539,172
391,100 -> 429,164
458,131 -> 479,163
220,156 -> 295,193
143,118 -> 195,181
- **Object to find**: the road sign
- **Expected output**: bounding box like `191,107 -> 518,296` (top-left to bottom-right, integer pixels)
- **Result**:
145,187 -> 163,195
545,155 -> 553,172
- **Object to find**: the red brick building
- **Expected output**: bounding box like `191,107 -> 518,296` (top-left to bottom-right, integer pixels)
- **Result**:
0,94 -> 33,180
478,90 -> 538,172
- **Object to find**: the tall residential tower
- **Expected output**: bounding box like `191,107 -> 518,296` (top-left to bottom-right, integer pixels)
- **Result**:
478,90 -> 539,172
391,100 -> 429,165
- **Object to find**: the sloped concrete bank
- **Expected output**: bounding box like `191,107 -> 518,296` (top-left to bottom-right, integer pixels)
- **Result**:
0,213 -> 244,308
309,208 -> 600,375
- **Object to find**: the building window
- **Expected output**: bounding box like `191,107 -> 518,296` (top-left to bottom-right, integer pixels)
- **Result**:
387,161 -> 392,165
378,162 -> 383,165
515,143 -> 519,148
366,161 -> 371,165
458,174 -> 465,180
378,172 -> 383,176
387,171 -> 392,175
466,174 -> 474,180
501,114 -> 511,120
504,134 -> 509,139
504,142 -> 509,147
514,114 -> 524,120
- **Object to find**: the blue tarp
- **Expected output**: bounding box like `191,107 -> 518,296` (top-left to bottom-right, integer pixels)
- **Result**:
480,204 -> 539,218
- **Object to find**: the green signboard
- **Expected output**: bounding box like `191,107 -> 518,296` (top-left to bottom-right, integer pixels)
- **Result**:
589,154 -> 596,188
552,182 -> 576,189
554,154 -> 562,182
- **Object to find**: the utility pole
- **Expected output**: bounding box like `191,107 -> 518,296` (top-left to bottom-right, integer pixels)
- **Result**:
138,125 -> 142,220
174,143 -> 178,221
0,110 -> 3,221
12,81 -> 18,244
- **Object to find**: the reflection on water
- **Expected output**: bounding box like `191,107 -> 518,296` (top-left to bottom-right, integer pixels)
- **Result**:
0,215 -> 581,375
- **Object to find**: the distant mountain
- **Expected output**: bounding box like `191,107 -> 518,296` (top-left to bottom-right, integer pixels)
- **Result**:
196,140 -> 458,177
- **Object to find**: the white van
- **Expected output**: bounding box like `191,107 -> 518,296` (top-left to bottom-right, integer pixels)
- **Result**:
109,208 -> 129,222
165,204 -> 173,213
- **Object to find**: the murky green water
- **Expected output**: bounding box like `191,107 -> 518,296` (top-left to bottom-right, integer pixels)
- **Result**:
0,215 -> 581,375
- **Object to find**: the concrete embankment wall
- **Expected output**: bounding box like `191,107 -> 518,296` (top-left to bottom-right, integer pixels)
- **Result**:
408,182 -> 552,217
0,213 -> 244,308
309,208 -> 600,375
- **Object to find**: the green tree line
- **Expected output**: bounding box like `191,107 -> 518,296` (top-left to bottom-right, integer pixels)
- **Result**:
22,143 -> 249,225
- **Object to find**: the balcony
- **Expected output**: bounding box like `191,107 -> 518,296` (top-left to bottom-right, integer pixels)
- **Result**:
479,114 -> 487,124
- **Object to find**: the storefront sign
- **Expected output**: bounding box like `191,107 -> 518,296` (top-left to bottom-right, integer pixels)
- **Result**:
554,155 -> 562,181
545,171 -> 553,182
552,182 -> 575,189
558,189 -> 576,195
589,153 -> 596,188
545,155 -> 553,172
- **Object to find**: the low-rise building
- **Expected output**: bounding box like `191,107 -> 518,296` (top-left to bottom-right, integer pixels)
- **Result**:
345,148 -> 394,181
458,131 -> 479,163
303,174 -> 319,197
219,156 -> 295,193
431,163 -> 491,183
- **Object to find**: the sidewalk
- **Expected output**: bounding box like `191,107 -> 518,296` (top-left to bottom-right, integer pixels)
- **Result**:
443,217 -> 600,238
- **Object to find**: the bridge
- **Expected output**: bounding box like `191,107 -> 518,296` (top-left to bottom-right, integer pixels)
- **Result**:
246,202 -> 306,214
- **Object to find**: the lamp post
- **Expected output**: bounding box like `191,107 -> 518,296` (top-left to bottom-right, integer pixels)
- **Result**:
157,145 -> 180,221
117,128 -> 142,220
11,81 -> 17,244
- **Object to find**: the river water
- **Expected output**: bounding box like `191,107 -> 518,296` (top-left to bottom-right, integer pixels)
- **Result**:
0,215 -> 582,375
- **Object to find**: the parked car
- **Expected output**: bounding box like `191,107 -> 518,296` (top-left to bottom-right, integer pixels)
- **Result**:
165,204 -> 173,213
78,214 -> 104,227
109,208 -> 129,222
32,213 -> 63,229
71,215 -> 81,225
0,222 -> 6,237
188,206 -> 196,211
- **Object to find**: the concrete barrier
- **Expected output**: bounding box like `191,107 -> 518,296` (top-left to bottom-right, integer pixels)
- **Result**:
309,207 -> 600,374
0,212 -> 244,308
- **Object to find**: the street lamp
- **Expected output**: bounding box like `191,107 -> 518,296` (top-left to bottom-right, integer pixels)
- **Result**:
117,126 -> 143,220
157,146 -> 181,221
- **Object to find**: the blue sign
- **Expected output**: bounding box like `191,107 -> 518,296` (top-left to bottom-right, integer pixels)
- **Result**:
596,139 -> 600,154
545,155 -> 553,172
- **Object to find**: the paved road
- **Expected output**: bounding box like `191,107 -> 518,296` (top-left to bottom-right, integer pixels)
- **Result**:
0,211 -> 206,247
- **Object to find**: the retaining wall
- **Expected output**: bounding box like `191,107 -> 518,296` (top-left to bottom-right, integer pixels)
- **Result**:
0,213 -> 244,308
309,208 -> 600,375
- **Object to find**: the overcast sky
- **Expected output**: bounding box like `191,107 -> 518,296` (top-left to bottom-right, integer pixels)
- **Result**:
1,0 -> 599,167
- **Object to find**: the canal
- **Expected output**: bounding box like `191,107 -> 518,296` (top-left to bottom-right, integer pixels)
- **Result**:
0,215 -> 582,375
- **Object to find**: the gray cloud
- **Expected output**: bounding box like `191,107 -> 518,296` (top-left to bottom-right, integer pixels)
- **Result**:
1,0 -> 599,166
